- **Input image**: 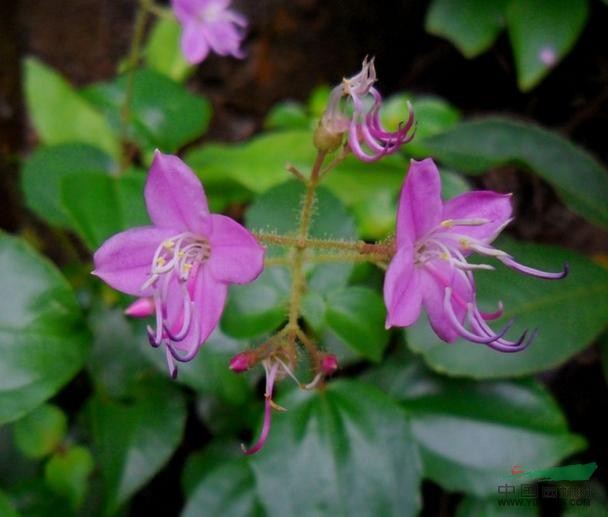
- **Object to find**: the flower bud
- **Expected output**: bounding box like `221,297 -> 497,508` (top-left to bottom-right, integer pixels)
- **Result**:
124,297 -> 155,318
320,354 -> 338,375
229,351 -> 257,373
313,120 -> 344,153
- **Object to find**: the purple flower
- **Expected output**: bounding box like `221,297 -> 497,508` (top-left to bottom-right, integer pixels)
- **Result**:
93,151 -> 264,376
171,0 -> 247,64
318,57 -> 415,161
384,158 -> 568,352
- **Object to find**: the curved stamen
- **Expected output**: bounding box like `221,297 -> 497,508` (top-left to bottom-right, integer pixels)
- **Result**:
469,308 -> 530,350
499,256 -> 569,280
480,301 -> 504,321
241,361 -> 280,455
165,345 -> 177,379
443,288 -> 512,344
163,283 -> 193,342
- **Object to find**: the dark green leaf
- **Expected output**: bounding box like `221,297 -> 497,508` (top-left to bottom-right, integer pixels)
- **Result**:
89,377 -> 186,515
426,0 -> 508,57
0,234 -> 89,425
250,380 -> 421,517
12,404 -> 67,459
21,144 -> 116,228
61,171 -> 148,250
300,291 -> 326,332
144,17 -> 193,82
507,0 -> 589,91
83,68 -> 211,153
264,101 -> 310,130
415,117 -> 608,230
23,58 -> 120,159
325,287 -> 388,362
0,489 -> 19,517
367,356 -> 585,495
406,238 -> 608,378
44,445 -> 94,510
182,460 -> 262,517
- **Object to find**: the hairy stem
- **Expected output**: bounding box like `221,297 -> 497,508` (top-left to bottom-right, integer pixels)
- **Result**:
255,232 -> 394,255
119,0 -> 149,172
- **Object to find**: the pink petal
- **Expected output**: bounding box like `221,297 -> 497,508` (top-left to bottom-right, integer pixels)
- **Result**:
125,297 -> 155,318
396,158 -> 443,248
207,214 -> 265,284
93,226 -> 175,296
194,266 -> 229,346
443,191 -> 513,243
145,151 -> 211,234
384,244 -> 423,328
201,21 -> 244,57
420,261 -> 473,343
181,21 -> 210,64
171,0 -> 202,22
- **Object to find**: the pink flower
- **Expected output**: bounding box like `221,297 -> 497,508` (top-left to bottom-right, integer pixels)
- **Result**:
93,151 -> 264,376
319,57 -> 415,161
384,158 -> 567,352
171,0 -> 247,64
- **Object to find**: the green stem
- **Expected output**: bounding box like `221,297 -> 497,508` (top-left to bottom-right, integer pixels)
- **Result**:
254,232 -> 394,255
306,253 -> 389,264
119,1 -> 150,172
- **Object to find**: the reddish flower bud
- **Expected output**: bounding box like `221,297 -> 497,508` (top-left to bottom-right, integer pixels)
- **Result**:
124,297 -> 155,318
229,351 -> 257,373
320,354 -> 338,375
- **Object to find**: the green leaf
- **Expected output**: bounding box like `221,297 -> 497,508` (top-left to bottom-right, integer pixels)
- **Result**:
0,234 -> 89,425
61,171 -> 148,250
366,357 -> 585,496
0,489 -> 19,517
300,291 -> 326,332
325,287 -> 388,362
221,267 -> 291,339
21,144 -> 116,228
182,460 -> 262,517
44,445 -> 94,510
507,0 -> 589,91
89,377 -> 186,515
415,117 -> 608,230
12,404 -> 67,459
425,0 -> 508,57
23,58 -> 120,159
264,101 -> 310,130
406,238 -> 608,378
456,495 -> 538,516
144,17 -> 193,82
250,380 -> 421,517
83,68 -> 211,153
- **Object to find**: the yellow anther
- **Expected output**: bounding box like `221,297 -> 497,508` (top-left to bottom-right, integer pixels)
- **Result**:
460,239 -> 470,249
156,257 -> 166,266
440,252 -> 449,260
440,219 -> 454,228
163,240 -> 175,250
183,263 -> 193,272
178,251 -> 185,258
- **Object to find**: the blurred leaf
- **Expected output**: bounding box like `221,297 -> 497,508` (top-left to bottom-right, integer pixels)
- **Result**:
250,380 -> 421,517
407,238 -> 608,378
181,440 -> 243,497
182,460 -> 262,517
562,480 -> 608,516
0,489 -> 19,517
89,377 -> 186,515
507,0 -> 589,91
144,17 -> 193,82
325,287 -> 388,362
300,291 -> 326,332
0,234 -> 90,425
12,404 -> 67,459
6,480 -> 71,516
600,333 -> 608,385
415,117 -> 608,230
425,0 -> 508,57
308,85 -> 331,118
221,267 -> 291,339
456,495 -> 538,516
44,445 -> 94,510
83,68 -> 210,153
61,171 -> 148,250
264,101 -> 310,130
367,357 -> 585,496
21,144 -> 116,228
87,306 -> 153,399
23,58 -> 120,159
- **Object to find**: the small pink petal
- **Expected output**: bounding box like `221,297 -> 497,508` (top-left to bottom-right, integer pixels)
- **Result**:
145,151 -> 211,234
397,159 -> 443,247
192,266 -> 228,346
181,21 -> 210,64
384,244 -> 423,328
125,297 -> 155,318
207,214 -> 265,284
93,226 -> 176,296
